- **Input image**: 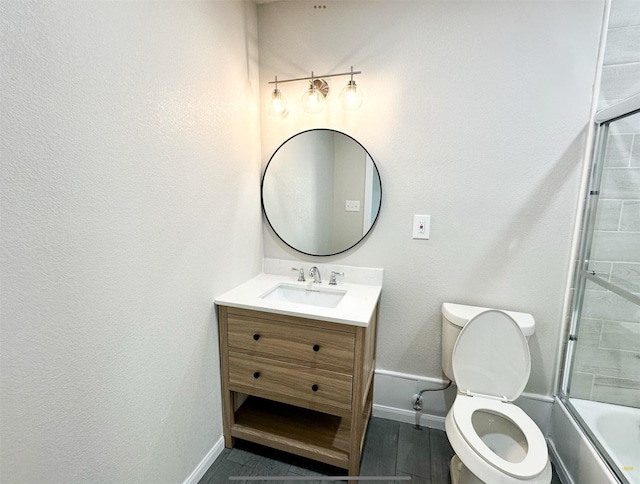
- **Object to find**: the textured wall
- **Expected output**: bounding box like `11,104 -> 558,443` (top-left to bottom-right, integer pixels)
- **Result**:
0,1 -> 261,482
258,0 -> 604,396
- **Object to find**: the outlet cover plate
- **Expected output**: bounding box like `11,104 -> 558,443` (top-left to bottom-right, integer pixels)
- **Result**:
345,200 -> 361,212
412,215 -> 431,239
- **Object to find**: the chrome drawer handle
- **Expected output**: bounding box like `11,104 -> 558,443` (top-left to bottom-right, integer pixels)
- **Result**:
311,384 -> 319,392
313,344 -> 320,352
253,372 -> 260,379
253,334 -> 260,341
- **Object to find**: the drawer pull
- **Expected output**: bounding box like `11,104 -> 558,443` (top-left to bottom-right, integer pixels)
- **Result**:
253,372 -> 260,379
311,384 -> 319,392
253,334 -> 260,341
312,344 -> 320,352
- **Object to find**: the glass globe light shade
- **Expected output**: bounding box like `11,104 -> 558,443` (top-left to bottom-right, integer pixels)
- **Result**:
301,84 -> 325,114
266,88 -> 288,117
339,80 -> 364,110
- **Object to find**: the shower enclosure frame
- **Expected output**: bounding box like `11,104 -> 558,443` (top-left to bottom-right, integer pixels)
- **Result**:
560,93 -> 640,484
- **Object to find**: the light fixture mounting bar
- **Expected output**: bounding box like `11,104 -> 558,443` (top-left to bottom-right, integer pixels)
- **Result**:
268,70 -> 362,85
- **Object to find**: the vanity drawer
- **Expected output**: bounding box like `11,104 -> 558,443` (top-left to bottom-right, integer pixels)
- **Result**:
228,354 -> 352,414
227,315 -> 355,372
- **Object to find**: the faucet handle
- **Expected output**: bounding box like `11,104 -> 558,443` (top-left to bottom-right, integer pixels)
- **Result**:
329,271 -> 344,285
292,267 -> 305,282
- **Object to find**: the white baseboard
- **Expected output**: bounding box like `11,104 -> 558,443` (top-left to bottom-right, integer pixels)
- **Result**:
372,369 -> 455,431
373,368 -> 553,435
372,403 -> 447,430
182,436 -> 225,484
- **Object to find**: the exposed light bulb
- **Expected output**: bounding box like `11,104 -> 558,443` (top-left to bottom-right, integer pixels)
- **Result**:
339,80 -> 364,110
266,87 -> 287,117
301,82 -> 325,114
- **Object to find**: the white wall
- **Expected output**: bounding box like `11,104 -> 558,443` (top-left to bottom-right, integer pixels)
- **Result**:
0,1 -> 261,482
258,0 -> 604,396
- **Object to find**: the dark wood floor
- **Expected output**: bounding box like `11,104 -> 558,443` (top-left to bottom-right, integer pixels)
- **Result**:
198,417 -> 562,484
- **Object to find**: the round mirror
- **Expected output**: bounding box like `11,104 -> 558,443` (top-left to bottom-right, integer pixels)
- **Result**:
261,129 -> 382,256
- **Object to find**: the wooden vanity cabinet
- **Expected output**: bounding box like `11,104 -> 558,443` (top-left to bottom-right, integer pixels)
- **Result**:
217,305 -> 378,476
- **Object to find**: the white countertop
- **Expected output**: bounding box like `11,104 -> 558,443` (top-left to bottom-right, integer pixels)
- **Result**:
214,272 -> 382,327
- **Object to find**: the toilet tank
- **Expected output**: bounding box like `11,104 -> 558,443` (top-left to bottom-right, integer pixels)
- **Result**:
441,302 -> 535,382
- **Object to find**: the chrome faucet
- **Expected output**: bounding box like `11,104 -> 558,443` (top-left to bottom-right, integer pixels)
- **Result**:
309,266 -> 322,284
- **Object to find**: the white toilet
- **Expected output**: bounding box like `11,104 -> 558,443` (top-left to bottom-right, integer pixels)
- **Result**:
441,303 -> 552,484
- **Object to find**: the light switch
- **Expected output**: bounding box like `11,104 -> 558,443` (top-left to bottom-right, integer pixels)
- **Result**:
345,200 -> 361,212
412,215 -> 431,239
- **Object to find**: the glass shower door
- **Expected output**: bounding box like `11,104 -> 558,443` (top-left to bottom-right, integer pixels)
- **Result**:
563,105 -> 640,484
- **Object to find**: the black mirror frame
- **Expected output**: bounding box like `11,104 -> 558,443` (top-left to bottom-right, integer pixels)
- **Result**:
261,129 -> 382,257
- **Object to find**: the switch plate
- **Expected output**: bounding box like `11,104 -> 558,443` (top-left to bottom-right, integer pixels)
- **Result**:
412,215 -> 431,239
345,200 -> 361,212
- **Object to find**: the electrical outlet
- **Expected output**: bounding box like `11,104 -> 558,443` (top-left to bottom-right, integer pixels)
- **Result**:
345,200 -> 361,212
412,215 -> 431,239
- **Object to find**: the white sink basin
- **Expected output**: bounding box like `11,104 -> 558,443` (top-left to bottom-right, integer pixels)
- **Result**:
261,283 -> 346,308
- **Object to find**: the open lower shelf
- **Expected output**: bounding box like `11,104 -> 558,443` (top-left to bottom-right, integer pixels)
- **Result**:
231,396 -> 352,469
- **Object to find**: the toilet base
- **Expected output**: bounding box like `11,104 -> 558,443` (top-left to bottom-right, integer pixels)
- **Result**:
450,455 -> 462,484
450,454 -> 484,484
450,453 -> 552,484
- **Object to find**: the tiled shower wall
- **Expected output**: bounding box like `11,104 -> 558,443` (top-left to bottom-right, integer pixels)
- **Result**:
597,0 -> 640,110
573,112 -> 640,407
570,0 -> 640,408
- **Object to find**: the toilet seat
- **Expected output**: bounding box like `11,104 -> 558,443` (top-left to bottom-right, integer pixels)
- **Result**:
448,309 -> 549,481
452,394 -> 548,479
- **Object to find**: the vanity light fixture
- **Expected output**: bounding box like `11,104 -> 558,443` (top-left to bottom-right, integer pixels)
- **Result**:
339,67 -> 364,110
266,76 -> 288,118
266,67 -> 363,116
301,72 -> 327,114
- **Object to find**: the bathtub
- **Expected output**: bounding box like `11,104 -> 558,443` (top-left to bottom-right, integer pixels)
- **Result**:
571,398 -> 640,484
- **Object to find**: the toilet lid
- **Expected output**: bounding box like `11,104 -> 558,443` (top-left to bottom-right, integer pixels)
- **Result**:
452,309 -> 530,401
